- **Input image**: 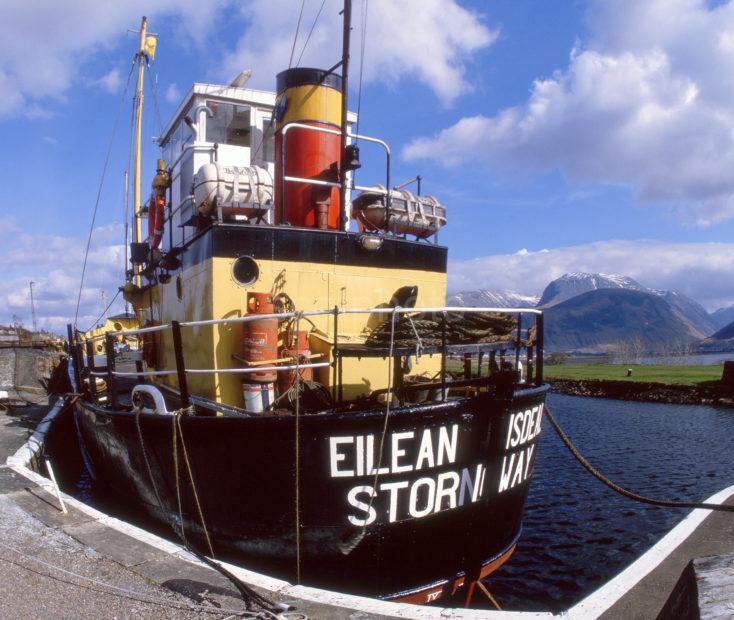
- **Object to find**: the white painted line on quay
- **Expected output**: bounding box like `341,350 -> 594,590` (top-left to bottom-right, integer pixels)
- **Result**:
566,484 -> 734,619
5,397 -> 552,619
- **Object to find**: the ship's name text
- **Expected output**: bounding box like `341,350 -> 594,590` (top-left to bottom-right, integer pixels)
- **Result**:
329,424 -> 487,525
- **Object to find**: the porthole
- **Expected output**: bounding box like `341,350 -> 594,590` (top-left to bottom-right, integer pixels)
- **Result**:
232,256 -> 259,286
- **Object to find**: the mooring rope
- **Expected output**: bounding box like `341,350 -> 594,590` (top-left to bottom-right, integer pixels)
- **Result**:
0,541 -> 274,617
545,404 -> 734,513
134,406 -> 278,612
361,306 -> 399,534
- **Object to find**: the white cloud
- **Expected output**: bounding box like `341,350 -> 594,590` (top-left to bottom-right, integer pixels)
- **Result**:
92,67 -> 122,93
0,220 -> 127,333
0,0 -> 231,119
221,0 -> 496,105
404,0 -> 734,225
165,82 -> 181,104
448,240 -> 734,311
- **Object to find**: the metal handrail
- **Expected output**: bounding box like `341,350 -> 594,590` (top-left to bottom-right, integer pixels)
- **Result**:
279,122 -> 392,229
100,305 -> 543,338
77,306 -> 545,403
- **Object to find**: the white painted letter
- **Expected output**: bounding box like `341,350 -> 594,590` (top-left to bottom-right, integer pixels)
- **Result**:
347,485 -> 377,526
330,436 -> 354,477
415,429 -> 435,470
380,480 -> 409,522
499,453 -> 515,493
434,471 -> 460,512
391,431 -> 414,474
409,478 -> 436,518
437,424 -> 458,466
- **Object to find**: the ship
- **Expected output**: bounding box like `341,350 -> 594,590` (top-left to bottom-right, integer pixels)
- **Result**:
65,8 -> 549,606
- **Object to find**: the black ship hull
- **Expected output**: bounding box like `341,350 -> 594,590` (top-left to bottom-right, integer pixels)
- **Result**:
74,384 -> 547,602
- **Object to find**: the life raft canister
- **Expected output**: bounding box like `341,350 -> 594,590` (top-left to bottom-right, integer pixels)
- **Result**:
243,292 -> 278,383
148,159 -> 169,249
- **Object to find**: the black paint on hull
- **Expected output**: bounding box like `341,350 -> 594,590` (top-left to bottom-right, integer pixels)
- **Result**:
74,386 -> 547,599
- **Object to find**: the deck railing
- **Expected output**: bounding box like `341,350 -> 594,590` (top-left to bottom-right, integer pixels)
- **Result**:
68,306 -> 545,411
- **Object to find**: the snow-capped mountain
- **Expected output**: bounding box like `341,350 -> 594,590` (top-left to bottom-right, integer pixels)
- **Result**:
539,272 -> 716,338
538,273 -> 647,307
447,289 -> 540,308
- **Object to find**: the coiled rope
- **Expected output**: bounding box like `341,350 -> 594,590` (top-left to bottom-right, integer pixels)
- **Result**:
545,404 -> 734,513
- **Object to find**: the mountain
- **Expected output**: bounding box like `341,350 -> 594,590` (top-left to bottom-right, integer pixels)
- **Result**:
711,306 -> 734,331
447,289 -> 539,308
544,289 -> 696,352
657,291 -> 716,339
700,318 -> 734,352
539,272 -> 715,338
538,273 -> 646,307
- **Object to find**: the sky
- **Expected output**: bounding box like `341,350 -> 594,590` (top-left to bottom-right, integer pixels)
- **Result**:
2,0 -> 734,333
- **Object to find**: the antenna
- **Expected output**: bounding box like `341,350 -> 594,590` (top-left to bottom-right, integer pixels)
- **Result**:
29,281 -> 38,332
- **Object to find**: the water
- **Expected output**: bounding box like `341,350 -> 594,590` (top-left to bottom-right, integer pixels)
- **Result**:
486,393 -> 734,612
51,395 -> 734,613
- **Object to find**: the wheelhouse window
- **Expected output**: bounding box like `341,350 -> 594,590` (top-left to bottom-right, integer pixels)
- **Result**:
262,116 -> 275,162
205,100 -> 251,147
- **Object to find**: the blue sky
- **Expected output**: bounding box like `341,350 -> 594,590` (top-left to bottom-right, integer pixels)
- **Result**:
2,0 -> 734,332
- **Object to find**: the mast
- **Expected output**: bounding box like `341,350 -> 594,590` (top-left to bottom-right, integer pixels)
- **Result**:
338,0 -> 352,229
132,16 -> 147,287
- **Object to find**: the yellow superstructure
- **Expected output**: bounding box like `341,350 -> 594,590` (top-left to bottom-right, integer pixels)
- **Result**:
144,247 -> 446,406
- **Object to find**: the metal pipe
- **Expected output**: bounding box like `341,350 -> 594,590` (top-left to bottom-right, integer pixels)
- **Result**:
44,458 -> 68,515
536,313 -> 544,385
105,334 -> 118,409
85,340 -> 97,403
515,313 -> 521,378
339,0 -> 352,230
104,361 -> 332,378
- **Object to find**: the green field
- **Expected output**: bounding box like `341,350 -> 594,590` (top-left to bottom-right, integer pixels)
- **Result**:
543,363 -> 723,385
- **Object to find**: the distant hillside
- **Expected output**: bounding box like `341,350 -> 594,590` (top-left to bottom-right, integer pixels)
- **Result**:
538,273 -> 646,307
711,306 -> 734,331
658,290 -> 716,338
700,318 -> 734,352
544,289 -> 696,353
447,289 -> 539,308
539,272 -> 715,338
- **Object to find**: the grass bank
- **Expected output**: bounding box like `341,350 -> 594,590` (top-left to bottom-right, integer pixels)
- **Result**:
543,363 -> 722,386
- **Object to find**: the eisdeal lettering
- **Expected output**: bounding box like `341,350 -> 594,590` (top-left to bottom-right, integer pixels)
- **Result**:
498,404 -> 543,493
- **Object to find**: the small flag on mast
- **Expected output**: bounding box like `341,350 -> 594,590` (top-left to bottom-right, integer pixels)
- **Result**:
145,36 -> 157,61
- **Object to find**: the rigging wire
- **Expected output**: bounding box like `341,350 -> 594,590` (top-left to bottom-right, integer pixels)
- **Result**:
295,0 -> 328,68
73,60 -> 136,331
83,289 -> 121,334
354,0 -> 368,141
288,0 -> 307,68
144,60 -> 165,133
